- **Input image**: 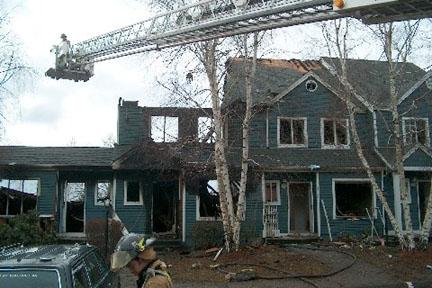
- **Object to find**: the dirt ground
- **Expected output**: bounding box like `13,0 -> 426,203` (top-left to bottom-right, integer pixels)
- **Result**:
119,243 -> 432,288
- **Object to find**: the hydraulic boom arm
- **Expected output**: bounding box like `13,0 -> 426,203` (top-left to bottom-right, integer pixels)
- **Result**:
45,0 -> 432,82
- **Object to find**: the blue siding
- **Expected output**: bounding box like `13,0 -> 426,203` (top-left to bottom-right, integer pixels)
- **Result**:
405,150 -> 432,167
117,103 -> 145,145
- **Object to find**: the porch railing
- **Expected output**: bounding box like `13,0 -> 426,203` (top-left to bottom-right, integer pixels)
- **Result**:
264,204 -> 279,237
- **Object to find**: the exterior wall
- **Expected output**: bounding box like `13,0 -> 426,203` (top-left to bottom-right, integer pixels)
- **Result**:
228,77 -> 374,149
113,171 -> 150,234
377,82 -> 432,148
117,101 -> 145,145
405,150 -> 432,167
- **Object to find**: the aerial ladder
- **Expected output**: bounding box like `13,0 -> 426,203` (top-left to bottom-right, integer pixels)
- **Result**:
45,0 -> 432,82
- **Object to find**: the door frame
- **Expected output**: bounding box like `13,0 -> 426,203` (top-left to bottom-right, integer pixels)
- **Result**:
287,181 -> 314,234
62,181 -> 86,235
417,180 -> 431,230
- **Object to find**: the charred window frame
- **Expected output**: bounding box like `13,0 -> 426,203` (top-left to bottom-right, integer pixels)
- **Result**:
0,179 -> 39,216
94,181 -> 112,206
264,180 -> 280,205
333,179 -> 374,219
402,117 -> 430,146
124,181 -> 142,206
151,116 -> 179,143
277,117 -> 307,147
198,117 -> 215,143
196,180 -> 220,221
321,118 -> 350,149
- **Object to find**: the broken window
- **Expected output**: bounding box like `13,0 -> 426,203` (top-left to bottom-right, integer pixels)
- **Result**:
403,118 -> 429,146
95,181 -> 111,206
151,116 -> 178,143
64,182 -> 85,233
198,180 -> 220,220
279,118 -> 307,146
198,117 -> 215,143
335,181 -> 373,218
0,179 -> 39,216
322,119 -> 349,147
265,181 -> 280,205
125,181 -> 141,205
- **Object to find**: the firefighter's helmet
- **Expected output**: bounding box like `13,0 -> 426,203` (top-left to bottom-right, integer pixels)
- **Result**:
111,233 -> 156,271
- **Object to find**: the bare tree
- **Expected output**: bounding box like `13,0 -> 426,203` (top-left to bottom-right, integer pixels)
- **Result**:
146,0 -> 263,251
321,19 -> 432,250
0,5 -> 32,136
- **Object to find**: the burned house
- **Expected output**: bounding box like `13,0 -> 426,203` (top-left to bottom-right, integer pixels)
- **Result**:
0,57 -> 431,244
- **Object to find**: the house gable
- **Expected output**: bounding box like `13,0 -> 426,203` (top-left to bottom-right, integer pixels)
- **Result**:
404,146 -> 432,168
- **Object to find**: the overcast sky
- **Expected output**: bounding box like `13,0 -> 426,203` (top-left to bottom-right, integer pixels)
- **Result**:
1,0 -> 430,147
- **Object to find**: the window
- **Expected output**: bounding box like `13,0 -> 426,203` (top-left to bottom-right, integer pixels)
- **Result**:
305,80 -> 318,92
0,179 -> 39,216
124,181 -> 142,205
197,180 -> 220,220
265,181 -> 280,205
72,264 -> 90,288
198,117 -> 215,143
151,116 -> 178,142
85,252 -> 106,286
334,180 -> 373,218
95,181 -> 111,206
278,117 -> 307,147
321,118 -> 349,148
403,118 -> 430,146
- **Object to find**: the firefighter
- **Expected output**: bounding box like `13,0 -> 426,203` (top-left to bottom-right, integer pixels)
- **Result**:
57,33 -> 71,69
111,234 -> 173,288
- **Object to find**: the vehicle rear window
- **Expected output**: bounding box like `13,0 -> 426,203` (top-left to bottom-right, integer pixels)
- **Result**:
0,269 -> 60,287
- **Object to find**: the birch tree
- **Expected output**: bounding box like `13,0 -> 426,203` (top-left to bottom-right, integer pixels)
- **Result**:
148,0 -> 262,251
321,19 -> 432,250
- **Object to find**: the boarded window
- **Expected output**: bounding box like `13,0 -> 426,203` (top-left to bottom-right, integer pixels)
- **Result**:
279,118 -> 306,146
403,118 -> 429,146
198,180 -> 220,220
198,117 -> 215,143
335,182 -> 373,218
265,181 -> 279,204
0,179 -> 38,216
95,181 -> 111,205
125,181 -> 141,204
151,116 -> 178,142
323,119 -> 349,147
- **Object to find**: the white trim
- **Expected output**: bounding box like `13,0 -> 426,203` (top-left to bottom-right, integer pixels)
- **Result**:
374,148 -> 394,169
332,178 -> 376,220
398,71 -> 432,105
277,117 -> 308,148
402,117 -> 430,147
305,79 -> 318,92
112,176 -> 117,210
316,172 -> 321,237
320,118 -> 350,149
373,111 -> 379,147
181,174 -> 186,242
123,181 -> 143,206
94,180 -> 112,206
405,167 -> 432,171
266,108 -> 269,148
264,180 -> 281,205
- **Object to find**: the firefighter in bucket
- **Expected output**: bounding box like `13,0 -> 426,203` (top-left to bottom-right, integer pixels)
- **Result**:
111,234 -> 173,288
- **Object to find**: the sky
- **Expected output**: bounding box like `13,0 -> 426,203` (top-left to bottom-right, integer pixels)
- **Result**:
1,0 -> 430,147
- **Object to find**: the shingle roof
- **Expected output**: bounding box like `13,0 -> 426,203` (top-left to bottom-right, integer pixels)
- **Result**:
320,57 -> 426,110
224,57 -> 426,110
0,146 -> 114,168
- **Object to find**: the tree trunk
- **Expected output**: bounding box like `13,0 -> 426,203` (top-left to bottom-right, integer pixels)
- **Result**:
233,33 -> 258,251
420,177 -> 432,246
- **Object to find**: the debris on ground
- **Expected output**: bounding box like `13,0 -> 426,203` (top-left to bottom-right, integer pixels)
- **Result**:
205,247 -> 220,255
191,262 -> 202,269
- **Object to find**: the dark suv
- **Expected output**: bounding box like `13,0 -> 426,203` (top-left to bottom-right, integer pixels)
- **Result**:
0,244 -> 119,287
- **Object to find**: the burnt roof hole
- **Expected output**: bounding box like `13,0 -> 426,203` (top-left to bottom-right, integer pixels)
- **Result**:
306,80 -> 318,92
